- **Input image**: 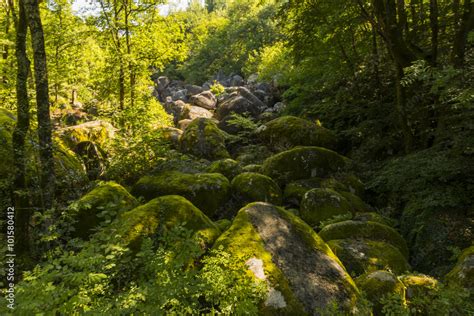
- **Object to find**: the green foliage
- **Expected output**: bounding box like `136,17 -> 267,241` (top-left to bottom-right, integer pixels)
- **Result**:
210,80 -> 225,96
0,224 -> 266,314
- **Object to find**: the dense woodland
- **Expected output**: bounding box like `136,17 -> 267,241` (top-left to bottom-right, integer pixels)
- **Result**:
0,0 -> 473,314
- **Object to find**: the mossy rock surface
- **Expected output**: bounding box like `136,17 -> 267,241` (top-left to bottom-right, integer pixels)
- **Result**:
352,212 -> 394,227
300,188 -> 353,228
151,152 -> 210,174
446,245 -> 474,291
179,118 -> 230,160
231,172 -> 282,206
213,202 -> 359,314
207,158 -> 242,180
339,191 -> 371,213
262,146 -> 349,186
319,220 -> 409,258
234,144 -> 272,165
259,116 -> 338,151
338,174 -> 366,198
57,120 -> 116,150
131,171 -> 230,218
118,195 -> 221,250
355,270 -> 406,315
399,274 -> 438,300
0,110 -> 88,203
70,182 -> 138,239
215,218 -> 231,231
242,164 -> 262,173
328,239 -> 410,277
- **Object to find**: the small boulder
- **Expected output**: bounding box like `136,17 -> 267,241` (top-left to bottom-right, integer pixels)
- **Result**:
178,119 -> 192,130
69,182 -> 138,239
234,144 -> 272,165
319,220 -> 409,258
231,172 -> 282,206
230,74 -> 244,86
185,84 -> 204,96
215,95 -> 258,120
399,274 -> 438,301
131,171 -> 230,218
262,146 -> 349,186
119,195 -> 221,250
213,202 -> 360,314
57,120 -> 116,150
259,116 -> 338,151
207,159 -> 242,180
300,188 -> 353,227
179,118 -> 230,160
355,270 -> 406,315
190,91 -> 217,110
181,105 -> 213,121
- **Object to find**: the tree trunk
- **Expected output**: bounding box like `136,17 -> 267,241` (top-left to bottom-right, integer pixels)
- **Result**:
429,0 -> 439,65
24,0 -> 55,209
451,0 -> 474,67
12,0 -> 31,258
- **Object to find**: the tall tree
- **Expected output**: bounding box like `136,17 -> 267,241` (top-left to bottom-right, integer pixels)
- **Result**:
24,0 -> 55,209
12,0 -> 32,257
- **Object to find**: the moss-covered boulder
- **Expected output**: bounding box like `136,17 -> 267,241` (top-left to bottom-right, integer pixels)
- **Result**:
446,246 -> 474,291
151,152 -> 210,175
0,109 -> 88,204
157,126 -> 183,148
356,270 -> 406,315
179,118 -> 230,160
339,191 -> 371,213
328,239 -> 410,277
207,158 -> 242,180
300,188 -> 353,228
215,218 -> 231,231
69,182 -> 138,239
262,146 -> 349,186
131,171 -> 230,218
352,212 -> 394,227
234,144 -> 272,165
259,116 -> 338,151
57,120 -> 116,150
118,195 -> 221,250
213,202 -> 360,314
338,174 -> 366,198
399,274 -> 438,301
242,164 -> 262,173
319,220 -> 409,258
231,172 -> 282,206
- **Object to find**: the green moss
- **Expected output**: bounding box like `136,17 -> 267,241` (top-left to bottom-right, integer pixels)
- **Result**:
352,212 -> 394,227
399,274 -> 438,300
215,218 -> 231,231
242,164 -> 262,173
356,270 -> 406,315
231,172 -> 282,206
213,202 -> 359,314
300,188 -> 353,227
262,146 -> 349,186
339,191 -> 370,213
207,158 -> 242,180
446,245 -> 474,290
338,173 -> 366,198
179,118 -> 230,160
235,144 -> 272,165
119,195 -> 221,250
283,178 -> 323,206
57,120 -> 115,150
53,137 -> 89,192
70,182 -> 138,239
319,220 -> 409,258
328,239 -> 410,277
259,116 -> 338,151
131,171 -> 230,218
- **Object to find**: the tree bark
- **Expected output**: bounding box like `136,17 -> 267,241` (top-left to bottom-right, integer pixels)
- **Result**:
24,0 -> 55,209
429,0 -> 439,65
451,0 -> 474,67
12,0 -> 32,257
